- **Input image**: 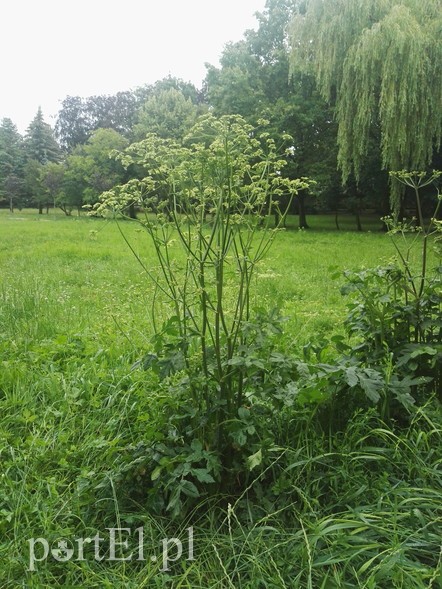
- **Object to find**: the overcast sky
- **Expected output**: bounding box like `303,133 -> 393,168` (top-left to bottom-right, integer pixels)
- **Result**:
0,0 -> 266,133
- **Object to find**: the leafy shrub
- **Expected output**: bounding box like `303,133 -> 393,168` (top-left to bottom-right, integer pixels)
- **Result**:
289,172 -> 442,426
334,171 -> 441,419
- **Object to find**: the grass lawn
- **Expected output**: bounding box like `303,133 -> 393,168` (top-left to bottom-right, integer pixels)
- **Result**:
0,209 -> 440,588
0,209 -> 397,347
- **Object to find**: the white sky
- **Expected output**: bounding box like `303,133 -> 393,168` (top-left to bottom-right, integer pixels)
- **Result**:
0,0 -> 266,133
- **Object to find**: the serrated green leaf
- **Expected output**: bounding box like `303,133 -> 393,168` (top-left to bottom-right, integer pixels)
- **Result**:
359,373 -> 382,404
345,366 -> 359,388
192,469 -> 215,484
247,449 -> 262,471
180,480 -> 200,498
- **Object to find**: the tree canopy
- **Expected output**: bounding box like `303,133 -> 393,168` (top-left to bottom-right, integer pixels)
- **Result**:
289,0 -> 442,207
133,87 -> 203,141
55,92 -> 138,151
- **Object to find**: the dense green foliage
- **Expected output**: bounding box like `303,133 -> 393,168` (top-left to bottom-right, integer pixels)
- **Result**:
24,107 -> 61,165
55,92 -> 138,150
290,0 -> 442,210
0,118 -> 25,211
337,174 -> 442,420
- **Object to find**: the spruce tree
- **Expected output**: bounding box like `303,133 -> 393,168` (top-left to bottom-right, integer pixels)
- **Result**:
25,107 -> 61,164
0,118 -> 26,210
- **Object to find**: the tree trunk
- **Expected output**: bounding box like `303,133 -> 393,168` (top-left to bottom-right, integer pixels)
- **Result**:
397,194 -> 406,223
352,194 -> 363,231
9,197 -> 14,213
128,202 -> 137,219
298,192 -> 309,229
38,204 -> 43,214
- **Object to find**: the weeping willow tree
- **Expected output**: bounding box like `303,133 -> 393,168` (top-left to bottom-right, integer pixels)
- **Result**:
289,0 -> 442,211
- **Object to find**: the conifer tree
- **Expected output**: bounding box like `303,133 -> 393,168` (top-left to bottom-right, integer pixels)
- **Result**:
25,107 -> 61,164
0,118 -> 25,210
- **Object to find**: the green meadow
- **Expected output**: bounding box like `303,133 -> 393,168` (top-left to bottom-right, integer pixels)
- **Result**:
0,210 -> 441,588
0,210 -> 394,347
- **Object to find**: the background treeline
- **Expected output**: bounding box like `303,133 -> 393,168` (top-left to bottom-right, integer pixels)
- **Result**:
0,0 -> 440,225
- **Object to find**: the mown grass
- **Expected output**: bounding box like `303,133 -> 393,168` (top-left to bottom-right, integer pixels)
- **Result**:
0,209 -> 441,588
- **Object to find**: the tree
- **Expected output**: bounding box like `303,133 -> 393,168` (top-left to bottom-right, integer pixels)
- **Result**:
289,0 -> 442,211
86,92 -> 137,135
23,109 -> 62,213
139,75 -> 205,105
55,92 -> 139,151
24,159 -> 46,213
206,0 -> 301,119
80,128 -> 129,205
55,96 -> 91,150
0,118 -> 25,211
276,90 -> 338,228
205,40 -> 266,119
205,0 -> 338,227
58,128 -> 129,214
132,77 -> 206,143
40,162 -> 65,212
24,107 -> 61,164
3,174 -> 25,212
133,87 -> 202,141
60,155 -> 87,215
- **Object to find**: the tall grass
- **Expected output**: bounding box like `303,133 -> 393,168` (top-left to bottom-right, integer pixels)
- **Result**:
0,210 -> 440,587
